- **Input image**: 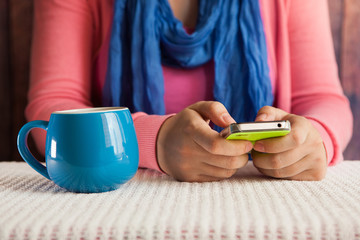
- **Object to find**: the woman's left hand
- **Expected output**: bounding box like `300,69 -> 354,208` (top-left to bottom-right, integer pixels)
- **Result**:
251,106 -> 327,181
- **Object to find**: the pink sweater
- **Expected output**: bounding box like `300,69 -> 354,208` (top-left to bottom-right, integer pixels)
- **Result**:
27,0 -> 353,171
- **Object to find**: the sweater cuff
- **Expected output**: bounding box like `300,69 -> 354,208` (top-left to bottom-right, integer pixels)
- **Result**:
133,114 -> 174,173
306,117 -> 341,166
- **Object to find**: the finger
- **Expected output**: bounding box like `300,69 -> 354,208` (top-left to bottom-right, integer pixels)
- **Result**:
252,146 -> 310,170
253,115 -> 310,153
255,154 -> 314,179
174,171 -> 224,182
199,163 -> 238,179
286,167 -> 327,181
283,151 -> 328,181
184,108 -> 253,156
193,175 -> 224,182
204,154 -> 249,170
189,101 -> 236,128
255,106 -> 289,122
192,127 -> 253,156
176,173 -> 223,183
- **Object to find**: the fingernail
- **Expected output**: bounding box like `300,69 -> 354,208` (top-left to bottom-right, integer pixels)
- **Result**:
256,113 -> 267,121
222,114 -> 236,124
246,142 -> 253,152
254,142 -> 265,152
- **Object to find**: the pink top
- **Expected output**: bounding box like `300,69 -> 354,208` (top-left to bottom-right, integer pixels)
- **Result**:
27,0 -> 353,171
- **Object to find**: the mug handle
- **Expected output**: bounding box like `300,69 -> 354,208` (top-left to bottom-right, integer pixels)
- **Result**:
17,120 -> 51,180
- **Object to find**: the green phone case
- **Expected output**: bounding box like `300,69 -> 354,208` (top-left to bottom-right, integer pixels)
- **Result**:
226,130 -> 290,142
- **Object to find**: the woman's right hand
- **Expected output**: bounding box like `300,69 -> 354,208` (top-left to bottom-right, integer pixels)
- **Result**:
156,101 -> 253,182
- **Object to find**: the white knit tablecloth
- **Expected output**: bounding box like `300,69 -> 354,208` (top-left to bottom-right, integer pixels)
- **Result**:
0,161 -> 360,240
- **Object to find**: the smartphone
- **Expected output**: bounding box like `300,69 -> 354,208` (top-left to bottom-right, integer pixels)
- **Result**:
220,120 -> 291,142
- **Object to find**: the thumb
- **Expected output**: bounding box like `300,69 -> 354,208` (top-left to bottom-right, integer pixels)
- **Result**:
255,106 -> 289,122
189,101 -> 236,128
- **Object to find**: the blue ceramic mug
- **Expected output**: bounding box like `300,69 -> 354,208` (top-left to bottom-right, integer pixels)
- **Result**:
17,107 -> 139,193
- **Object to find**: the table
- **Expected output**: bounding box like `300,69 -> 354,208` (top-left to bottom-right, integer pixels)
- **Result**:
0,161 -> 359,240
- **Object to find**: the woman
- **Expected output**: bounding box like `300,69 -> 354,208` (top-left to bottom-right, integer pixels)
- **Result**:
26,0 -> 353,182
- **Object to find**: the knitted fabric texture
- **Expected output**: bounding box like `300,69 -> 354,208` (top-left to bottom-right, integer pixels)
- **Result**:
0,161 -> 359,240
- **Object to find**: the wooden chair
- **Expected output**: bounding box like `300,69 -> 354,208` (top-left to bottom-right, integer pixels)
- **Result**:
0,0 -> 359,161
329,0 -> 360,159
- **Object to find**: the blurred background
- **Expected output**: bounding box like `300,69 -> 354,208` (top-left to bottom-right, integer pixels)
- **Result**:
0,0 -> 359,161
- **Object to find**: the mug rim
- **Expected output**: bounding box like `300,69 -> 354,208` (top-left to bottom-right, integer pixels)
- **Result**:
53,107 -> 129,114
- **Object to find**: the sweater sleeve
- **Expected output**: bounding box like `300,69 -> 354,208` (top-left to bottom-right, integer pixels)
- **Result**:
287,0 -> 353,165
26,0 -> 166,172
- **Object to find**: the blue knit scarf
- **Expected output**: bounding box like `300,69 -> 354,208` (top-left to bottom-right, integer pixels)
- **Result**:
103,0 -> 273,125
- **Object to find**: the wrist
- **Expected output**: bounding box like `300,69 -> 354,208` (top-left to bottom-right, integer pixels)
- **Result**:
134,114 -> 173,173
156,115 -> 174,175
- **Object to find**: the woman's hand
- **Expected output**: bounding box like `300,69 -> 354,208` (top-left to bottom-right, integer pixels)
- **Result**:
156,101 -> 253,182
252,106 -> 327,181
